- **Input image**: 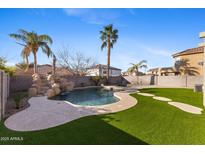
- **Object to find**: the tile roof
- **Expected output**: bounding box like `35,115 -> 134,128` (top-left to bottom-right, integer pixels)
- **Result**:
172,46 -> 204,57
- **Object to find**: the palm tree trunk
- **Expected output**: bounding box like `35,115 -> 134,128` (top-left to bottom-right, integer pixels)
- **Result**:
107,38 -> 111,83
33,52 -> 38,74
136,68 -> 139,84
52,56 -> 56,75
25,56 -> 29,72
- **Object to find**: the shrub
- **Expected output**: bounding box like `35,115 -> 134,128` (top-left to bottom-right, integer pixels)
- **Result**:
11,92 -> 28,109
90,76 -> 106,86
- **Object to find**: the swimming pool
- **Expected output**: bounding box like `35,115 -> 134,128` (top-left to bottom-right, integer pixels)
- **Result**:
51,87 -> 120,106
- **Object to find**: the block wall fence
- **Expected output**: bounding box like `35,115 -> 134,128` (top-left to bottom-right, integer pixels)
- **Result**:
0,70 -> 9,120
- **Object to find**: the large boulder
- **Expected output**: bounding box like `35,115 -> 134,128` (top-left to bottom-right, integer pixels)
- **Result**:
65,81 -> 75,91
53,87 -> 61,95
46,89 -> 55,98
28,87 -> 37,97
51,83 -> 60,88
32,73 -> 40,81
47,74 -> 54,81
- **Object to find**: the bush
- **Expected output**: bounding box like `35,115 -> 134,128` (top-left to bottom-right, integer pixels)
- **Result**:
11,92 -> 28,109
90,76 -> 106,86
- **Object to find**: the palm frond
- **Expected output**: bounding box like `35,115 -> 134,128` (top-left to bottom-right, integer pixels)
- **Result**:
39,42 -> 52,57
9,34 -> 27,42
101,42 -> 107,50
18,29 -> 29,36
38,34 -> 53,44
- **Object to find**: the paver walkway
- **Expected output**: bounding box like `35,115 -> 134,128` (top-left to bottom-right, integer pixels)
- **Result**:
153,96 -> 172,102
4,91 -> 137,131
168,102 -> 203,114
137,92 -> 203,114
137,92 -> 155,97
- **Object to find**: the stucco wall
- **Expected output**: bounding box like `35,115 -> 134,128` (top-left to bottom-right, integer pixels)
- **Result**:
174,53 -> 203,75
124,75 -> 203,88
10,75 -> 127,93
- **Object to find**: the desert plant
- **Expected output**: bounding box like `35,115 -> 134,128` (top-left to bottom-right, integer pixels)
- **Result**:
11,92 -> 28,109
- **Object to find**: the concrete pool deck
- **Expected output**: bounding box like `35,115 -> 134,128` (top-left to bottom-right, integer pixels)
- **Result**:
4,91 -> 137,131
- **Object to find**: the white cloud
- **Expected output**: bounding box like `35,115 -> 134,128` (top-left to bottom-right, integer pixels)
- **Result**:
127,9 -> 136,15
63,9 -> 123,25
140,45 -> 171,57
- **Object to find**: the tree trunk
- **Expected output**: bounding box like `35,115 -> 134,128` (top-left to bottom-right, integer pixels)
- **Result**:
52,56 -> 56,75
136,68 -> 139,84
107,38 -> 111,84
33,52 -> 38,74
25,56 -> 29,72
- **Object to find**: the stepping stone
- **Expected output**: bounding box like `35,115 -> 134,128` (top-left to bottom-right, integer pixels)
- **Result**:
153,96 -> 172,102
137,92 -> 155,97
168,102 -> 203,114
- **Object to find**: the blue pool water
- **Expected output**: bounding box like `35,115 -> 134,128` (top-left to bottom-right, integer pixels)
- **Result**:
51,87 -> 119,106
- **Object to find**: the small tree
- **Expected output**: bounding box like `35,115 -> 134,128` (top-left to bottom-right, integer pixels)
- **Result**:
0,57 -> 15,76
127,60 -> 147,84
57,46 -> 97,76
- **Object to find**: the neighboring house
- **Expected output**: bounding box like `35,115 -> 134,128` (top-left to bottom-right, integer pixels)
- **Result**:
86,64 -> 121,77
147,46 -> 203,76
15,64 -> 73,76
172,46 -> 203,75
147,67 -> 179,76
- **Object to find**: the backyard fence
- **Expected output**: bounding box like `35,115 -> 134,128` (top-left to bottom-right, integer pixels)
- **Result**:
10,75 -> 32,93
10,75 -> 128,93
124,75 -> 203,88
0,70 -> 10,120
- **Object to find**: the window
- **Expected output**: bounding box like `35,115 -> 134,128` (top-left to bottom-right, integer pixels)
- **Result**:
103,71 -> 107,74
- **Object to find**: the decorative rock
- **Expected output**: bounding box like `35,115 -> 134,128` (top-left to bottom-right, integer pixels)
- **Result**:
47,74 -> 54,81
53,87 -> 61,95
46,89 -> 55,98
65,81 -> 74,91
32,73 -> 40,81
28,88 -> 37,97
52,83 -> 60,88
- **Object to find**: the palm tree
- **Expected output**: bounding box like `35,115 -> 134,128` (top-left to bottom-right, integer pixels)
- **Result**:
128,60 -> 147,76
174,58 -> 199,87
127,60 -> 147,85
9,29 -> 53,74
100,24 -> 118,81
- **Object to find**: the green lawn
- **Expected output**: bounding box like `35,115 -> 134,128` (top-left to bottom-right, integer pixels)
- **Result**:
0,88 -> 204,144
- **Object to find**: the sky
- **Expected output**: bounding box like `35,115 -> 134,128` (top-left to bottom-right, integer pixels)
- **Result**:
1,8 -> 205,72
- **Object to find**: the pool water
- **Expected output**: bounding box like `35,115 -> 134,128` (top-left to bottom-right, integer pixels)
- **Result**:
51,87 -> 120,106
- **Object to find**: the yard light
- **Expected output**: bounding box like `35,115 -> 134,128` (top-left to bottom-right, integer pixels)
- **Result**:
199,32 -> 205,107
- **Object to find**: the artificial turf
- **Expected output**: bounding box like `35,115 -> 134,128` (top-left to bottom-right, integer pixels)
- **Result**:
0,88 -> 204,145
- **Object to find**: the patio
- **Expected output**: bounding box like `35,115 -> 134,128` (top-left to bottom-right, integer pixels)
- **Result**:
4,90 -> 137,131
